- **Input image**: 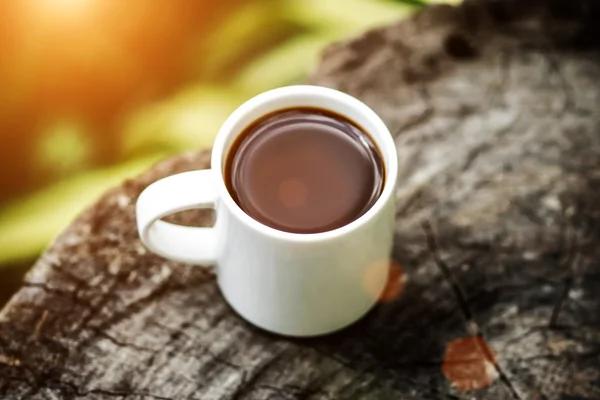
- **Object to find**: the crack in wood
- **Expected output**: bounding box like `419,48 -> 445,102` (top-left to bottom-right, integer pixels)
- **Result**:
231,351 -> 285,400
92,328 -> 157,353
75,277 -> 177,351
0,375 -> 176,400
149,319 -> 247,373
47,378 -> 175,400
422,222 -> 476,324
422,221 -> 524,400
549,212 -> 579,329
28,310 -> 48,342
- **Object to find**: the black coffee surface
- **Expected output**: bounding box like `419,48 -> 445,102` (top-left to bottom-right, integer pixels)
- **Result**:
225,107 -> 384,233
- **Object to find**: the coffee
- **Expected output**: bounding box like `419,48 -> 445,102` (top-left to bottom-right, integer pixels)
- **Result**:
225,107 -> 384,234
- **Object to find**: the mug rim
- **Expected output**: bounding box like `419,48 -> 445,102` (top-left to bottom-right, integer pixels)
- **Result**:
211,85 -> 398,243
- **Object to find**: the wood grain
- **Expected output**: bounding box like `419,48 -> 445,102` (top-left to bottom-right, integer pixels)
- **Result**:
1,1 -> 599,399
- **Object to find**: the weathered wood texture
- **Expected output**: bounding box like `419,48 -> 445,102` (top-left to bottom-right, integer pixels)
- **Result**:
2,1 -> 600,399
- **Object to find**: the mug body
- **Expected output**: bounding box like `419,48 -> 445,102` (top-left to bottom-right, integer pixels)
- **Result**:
210,86 -> 398,336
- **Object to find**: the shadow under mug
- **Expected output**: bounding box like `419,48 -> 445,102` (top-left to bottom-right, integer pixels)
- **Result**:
136,85 -> 398,337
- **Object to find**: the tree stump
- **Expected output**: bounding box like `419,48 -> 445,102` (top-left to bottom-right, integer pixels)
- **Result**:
1,1 -> 599,399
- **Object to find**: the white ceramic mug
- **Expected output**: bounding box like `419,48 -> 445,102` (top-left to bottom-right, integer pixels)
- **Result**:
136,85 -> 398,336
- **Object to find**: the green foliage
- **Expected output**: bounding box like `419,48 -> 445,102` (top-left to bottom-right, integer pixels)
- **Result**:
0,0 -> 449,266
389,0 -> 428,7
193,0 -> 298,81
0,155 -> 164,264
35,119 -> 92,177
283,0 -> 412,33
121,86 -> 247,158
236,33 -> 338,93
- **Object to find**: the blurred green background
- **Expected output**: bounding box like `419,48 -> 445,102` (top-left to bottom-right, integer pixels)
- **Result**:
0,0 -> 455,305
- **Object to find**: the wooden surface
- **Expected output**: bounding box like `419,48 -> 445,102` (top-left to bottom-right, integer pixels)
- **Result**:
2,1 -> 600,399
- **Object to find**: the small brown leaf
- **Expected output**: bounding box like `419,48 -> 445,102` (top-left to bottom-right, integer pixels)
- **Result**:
442,335 -> 497,391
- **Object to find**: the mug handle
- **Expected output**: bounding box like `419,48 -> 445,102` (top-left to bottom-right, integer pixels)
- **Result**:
136,170 -> 217,265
